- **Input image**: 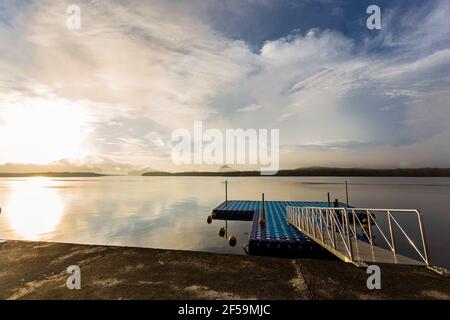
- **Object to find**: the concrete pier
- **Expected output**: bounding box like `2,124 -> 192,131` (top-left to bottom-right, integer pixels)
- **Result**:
0,240 -> 449,300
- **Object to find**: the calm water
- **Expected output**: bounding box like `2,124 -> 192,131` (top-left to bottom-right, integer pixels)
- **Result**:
0,176 -> 449,269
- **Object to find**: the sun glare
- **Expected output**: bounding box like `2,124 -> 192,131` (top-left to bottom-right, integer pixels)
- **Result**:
6,178 -> 64,239
0,98 -> 87,164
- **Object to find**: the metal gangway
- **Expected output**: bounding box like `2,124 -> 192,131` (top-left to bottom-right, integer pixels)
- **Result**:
286,206 -> 443,272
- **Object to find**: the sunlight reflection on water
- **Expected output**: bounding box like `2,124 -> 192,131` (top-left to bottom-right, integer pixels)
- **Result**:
5,178 -> 64,239
0,176 -> 449,268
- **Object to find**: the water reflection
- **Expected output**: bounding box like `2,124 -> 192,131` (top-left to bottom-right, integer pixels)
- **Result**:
0,176 -> 449,269
5,178 -> 64,239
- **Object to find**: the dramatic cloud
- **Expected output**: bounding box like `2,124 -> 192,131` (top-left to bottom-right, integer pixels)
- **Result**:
0,0 -> 449,171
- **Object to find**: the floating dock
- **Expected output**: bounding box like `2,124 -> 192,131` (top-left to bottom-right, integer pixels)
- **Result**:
212,199 -> 443,272
212,200 -> 347,257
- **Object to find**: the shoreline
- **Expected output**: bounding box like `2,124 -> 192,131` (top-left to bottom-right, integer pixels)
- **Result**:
1,240 -> 449,300
0,172 -> 106,178
3,167 -> 450,178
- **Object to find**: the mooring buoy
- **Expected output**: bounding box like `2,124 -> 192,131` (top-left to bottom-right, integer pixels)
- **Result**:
259,217 -> 266,228
219,227 -> 226,237
228,235 -> 237,247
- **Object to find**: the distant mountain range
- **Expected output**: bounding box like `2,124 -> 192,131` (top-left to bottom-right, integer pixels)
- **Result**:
143,167 -> 450,177
2,166 -> 450,177
0,172 -> 105,177
0,157 -> 132,175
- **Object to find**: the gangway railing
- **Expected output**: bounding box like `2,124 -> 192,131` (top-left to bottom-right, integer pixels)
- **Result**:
286,206 -> 442,272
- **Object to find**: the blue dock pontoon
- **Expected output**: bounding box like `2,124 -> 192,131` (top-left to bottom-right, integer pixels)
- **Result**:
212,200 -> 347,257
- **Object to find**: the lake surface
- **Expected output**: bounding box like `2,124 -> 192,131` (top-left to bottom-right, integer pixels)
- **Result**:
0,176 -> 449,269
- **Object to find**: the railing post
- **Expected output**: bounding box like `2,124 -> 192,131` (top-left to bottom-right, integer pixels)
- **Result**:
308,208 -> 312,234
367,210 -> 373,246
259,193 -> 266,228
225,180 -> 228,207
262,193 -> 264,215
293,207 -> 296,227
320,209 -> 325,242
292,208 -> 294,225
304,208 -> 308,232
345,181 -> 349,208
331,210 -> 336,249
417,210 -> 430,266
352,209 -> 357,238
345,209 -> 354,260
306,208 -> 310,234
326,210 -> 330,232
298,208 -> 302,229
312,209 -> 317,238
304,208 -> 308,233
325,209 -> 330,243
301,208 -> 304,230
387,210 -> 397,255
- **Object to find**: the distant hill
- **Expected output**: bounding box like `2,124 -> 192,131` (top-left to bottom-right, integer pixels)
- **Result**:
218,165 -> 237,173
277,167 -> 450,177
0,172 -> 106,177
143,171 -> 258,177
3,168 -> 449,178
0,157 -> 142,175
142,167 -> 450,177
128,167 -> 161,176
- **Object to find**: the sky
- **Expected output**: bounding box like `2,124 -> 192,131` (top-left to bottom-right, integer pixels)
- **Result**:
0,0 -> 450,173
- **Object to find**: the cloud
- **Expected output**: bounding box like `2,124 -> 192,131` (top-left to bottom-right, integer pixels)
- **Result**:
1,0 -> 450,169
236,104 -> 262,113
299,139 -> 372,150
0,0 -> 256,166
214,5 -> 450,154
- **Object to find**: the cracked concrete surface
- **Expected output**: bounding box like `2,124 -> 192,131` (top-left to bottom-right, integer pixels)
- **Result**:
0,240 -> 449,300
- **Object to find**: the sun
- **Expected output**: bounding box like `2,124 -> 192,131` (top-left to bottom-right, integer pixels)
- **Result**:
0,97 -> 88,164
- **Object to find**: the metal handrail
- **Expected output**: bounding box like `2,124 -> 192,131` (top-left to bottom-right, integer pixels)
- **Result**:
286,206 -> 431,267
